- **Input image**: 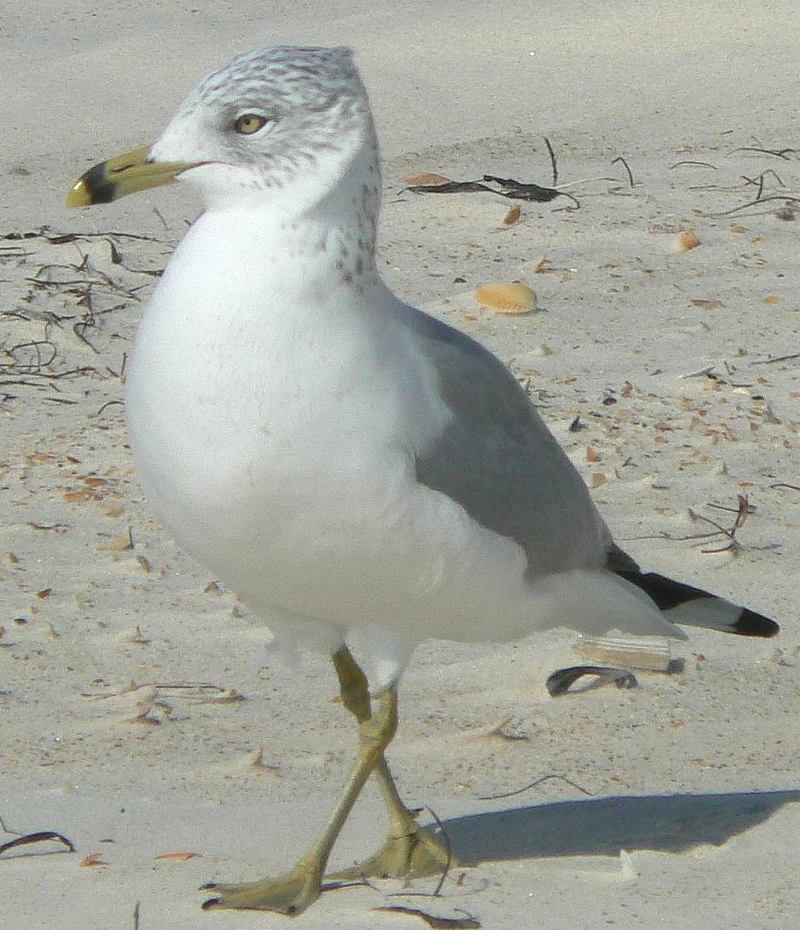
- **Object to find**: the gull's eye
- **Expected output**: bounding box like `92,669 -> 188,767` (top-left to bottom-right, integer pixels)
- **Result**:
233,113 -> 268,135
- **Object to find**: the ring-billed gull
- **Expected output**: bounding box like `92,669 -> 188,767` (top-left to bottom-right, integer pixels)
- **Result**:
67,46 -> 778,915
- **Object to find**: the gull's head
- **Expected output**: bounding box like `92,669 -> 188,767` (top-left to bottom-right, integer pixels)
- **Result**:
67,46 -> 378,214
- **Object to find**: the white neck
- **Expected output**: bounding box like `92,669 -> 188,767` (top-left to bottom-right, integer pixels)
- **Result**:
180,125 -> 382,286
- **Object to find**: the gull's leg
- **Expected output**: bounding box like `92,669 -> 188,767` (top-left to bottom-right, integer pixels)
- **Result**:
326,646 -> 454,881
202,669 -> 399,914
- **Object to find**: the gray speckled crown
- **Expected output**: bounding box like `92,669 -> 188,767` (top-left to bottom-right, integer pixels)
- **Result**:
198,46 -> 365,115
155,45 -> 377,181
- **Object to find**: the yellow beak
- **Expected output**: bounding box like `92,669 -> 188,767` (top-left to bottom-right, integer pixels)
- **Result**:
66,145 -> 194,207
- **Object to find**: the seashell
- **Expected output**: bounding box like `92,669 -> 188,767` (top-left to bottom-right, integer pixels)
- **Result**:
475,281 -> 537,314
400,172 -> 451,186
675,229 -> 700,251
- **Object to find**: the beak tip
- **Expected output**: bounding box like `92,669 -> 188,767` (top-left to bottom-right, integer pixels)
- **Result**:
65,180 -> 92,208
65,144 -> 183,207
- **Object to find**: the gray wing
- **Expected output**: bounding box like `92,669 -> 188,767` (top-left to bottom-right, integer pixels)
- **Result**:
401,304 -> 612,577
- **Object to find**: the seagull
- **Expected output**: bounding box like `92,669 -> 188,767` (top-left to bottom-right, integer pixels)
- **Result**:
67,46 -> 778,915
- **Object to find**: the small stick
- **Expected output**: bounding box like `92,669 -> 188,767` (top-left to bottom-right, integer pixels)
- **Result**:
731,146 -> 797,160
425,806 -> 452,898
96,400 -> 125,416
479,773 -> 593,802
0,831 -> 75,857
707,500 -> 755,516
544,137 -> 558,186
611,156 -> 635,186
705,195 -> 800,218
0,229 -> 163,243
670,161 -> 717,169
751,353 -> 800,365
741,170 -> 785,194
153,207 -> 169,231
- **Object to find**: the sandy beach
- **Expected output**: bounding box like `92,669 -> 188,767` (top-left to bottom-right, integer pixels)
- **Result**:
2,3 -> 799,927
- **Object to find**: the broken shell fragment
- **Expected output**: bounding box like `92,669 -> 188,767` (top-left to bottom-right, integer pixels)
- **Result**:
475,281 -> 537,314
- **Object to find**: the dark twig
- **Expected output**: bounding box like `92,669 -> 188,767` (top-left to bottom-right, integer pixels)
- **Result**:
611,156 -> 635,187
0,340 -> 57,373
622,496 -> 754,552
731,146 -> 798,160
96,399 -> 125,416
751,353 -> 800,365
1,229 -> 163,244
478,772 -> 593,802
670,161 -> 717,170
741,170 -> 786,200
544,137 -> 558,186
374,906 -> 481,929
426,807 -> 452,898
0,828 -> 75,857
689,495 -> 750,553
707,500 -> 756,516
705,195 -> 800,218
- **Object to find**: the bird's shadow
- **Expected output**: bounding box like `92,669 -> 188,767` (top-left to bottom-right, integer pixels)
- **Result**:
437,790 -> 800,865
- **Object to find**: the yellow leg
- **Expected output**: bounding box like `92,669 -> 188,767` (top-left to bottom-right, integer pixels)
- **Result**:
326,647 -> 454,881
202,671 -> 398,914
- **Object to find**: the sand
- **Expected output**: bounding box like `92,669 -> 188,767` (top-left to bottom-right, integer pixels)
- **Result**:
1,2 -> 798,927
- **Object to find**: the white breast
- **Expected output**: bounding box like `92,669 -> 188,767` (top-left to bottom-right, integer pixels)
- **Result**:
125,209 -> 452,613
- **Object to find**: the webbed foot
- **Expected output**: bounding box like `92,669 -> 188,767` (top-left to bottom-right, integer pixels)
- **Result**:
327,823 -> 453,881
201,860 -> 323,915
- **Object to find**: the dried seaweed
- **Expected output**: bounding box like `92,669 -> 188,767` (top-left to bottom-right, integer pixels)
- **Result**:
402,175 -> 575,206
400,138 -> 581,208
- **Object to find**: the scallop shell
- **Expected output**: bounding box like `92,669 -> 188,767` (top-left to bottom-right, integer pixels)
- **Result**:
475,282 -> 537,314
675,230 -> 701,251
400,172 -> 452,186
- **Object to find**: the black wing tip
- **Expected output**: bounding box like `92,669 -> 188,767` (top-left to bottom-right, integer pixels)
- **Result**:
733,608 -> 780,638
